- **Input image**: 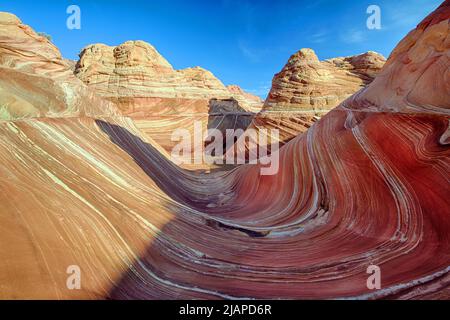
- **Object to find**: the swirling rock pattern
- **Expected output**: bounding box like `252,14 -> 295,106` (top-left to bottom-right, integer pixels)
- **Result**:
0,2 -> 449,300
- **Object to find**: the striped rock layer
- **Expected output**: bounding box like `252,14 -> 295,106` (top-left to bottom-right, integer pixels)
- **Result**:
249,49 -> 386,146
74,41 -> 263,114
0,1 -> 449,300
0,12 -> 120,120
263,48 -> 386,114
73,41 -> 263,152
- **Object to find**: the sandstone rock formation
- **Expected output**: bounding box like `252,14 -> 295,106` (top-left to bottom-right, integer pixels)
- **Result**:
246,49 -> 386,147
73,41 -> 263,154
0,12 -> 119,120
226,84 -> 263,112
205,98 -> 254,156
74,41 -> 262,115
0,1 -> 449,300
263,48 -> 386,113
345,6 -> 450,115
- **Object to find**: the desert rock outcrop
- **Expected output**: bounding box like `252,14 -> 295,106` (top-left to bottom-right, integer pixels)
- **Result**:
263,48 -> 386,113
0,12 -> 119,120
0,1 -> 449,300
247,49 -> 386,146
73,41 -> 262,153
74,41 -> 262,115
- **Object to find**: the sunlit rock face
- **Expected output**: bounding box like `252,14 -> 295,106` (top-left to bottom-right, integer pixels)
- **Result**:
264,48 -> 386,113
0,12 -> 120,120
345,4 -> 450,115
0,1 -> 449,300
226,84 -> 263,112
73,41 -> 262,152
249,49 -> 386,146
74,41 -> 262,114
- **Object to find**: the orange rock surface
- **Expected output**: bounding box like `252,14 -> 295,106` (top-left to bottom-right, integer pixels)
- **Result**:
0,1 -> 449,300
0,12 -> 119,120
73,41 -> 263,152
74,41 -> 262,114
247,49 -> 386,148
264,48 -> 386,114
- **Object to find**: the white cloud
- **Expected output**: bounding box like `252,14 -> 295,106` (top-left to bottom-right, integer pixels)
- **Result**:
309,30 -> 328,44
340,29 -> 366,44
238,40 -> 270,63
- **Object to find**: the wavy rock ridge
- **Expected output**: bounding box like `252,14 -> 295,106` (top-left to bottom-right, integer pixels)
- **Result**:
0,1 -> 449,300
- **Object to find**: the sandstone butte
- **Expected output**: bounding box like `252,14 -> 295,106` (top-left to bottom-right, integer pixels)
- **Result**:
74,40 -> 263,114
0,0 -> 449,300
73,40 -> 262,152
264,48 -> 386,113
249,48 -> 386,146
73,43 -> 385,155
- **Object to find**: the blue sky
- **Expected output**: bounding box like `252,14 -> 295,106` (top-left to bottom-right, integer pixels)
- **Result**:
1,0 -> 443,98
